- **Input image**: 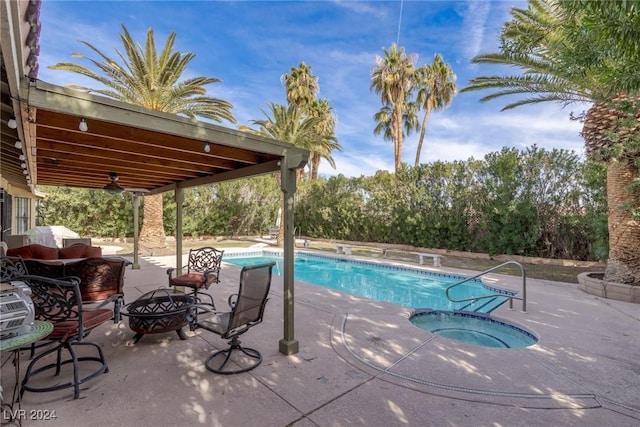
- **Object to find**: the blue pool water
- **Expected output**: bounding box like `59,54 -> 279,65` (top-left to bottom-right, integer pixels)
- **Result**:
224,253 -> 511,313
410,310 -> 537,348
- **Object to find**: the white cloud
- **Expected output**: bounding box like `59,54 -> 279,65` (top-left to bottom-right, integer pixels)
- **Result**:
332,0 -> 388,19
319,150 -> 393,178
460,0 -> 492,59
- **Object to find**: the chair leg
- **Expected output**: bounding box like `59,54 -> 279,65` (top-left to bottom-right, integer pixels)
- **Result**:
21,341 -> 109,399
55,345 -> 63,375
176,329 -> 188,340
204,337 -> 262,375
70,342 -> 80,399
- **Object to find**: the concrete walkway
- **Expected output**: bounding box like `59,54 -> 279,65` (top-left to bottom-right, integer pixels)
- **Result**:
2,251 -> 639,426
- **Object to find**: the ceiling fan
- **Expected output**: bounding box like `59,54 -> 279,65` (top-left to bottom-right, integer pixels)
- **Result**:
103,173 -> 149,195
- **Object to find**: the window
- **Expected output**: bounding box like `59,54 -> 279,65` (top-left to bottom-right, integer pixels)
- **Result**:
15,197 -> 31,234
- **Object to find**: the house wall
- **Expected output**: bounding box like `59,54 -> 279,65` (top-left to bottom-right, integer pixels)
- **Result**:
0,177 -> 37,244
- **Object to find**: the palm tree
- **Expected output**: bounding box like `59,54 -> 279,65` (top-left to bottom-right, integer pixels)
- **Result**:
281,62 -> 319,108
371,43 -> 417,174
373,105 -> 394,142
49,25 -> 236,255
374,101 -> 420,154
251,103 -> 324,245
460,0 -> 640,285
281,64 -> 340,179
307,99 -> 342,179
413,54 -> 457,166
252,103 -> 321,148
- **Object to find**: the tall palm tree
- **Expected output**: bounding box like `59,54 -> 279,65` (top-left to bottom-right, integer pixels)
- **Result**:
281,62 -> 319,108
251,103 -> 323,245
414,54 -> 457,166
460,0 -> 640,285
371,43 -> 417,174
374,101 -> 420,152
49,25 -> 236,255
307,99 -> 342,179
252,103 -> 321,148
282,63 -> 340,179
373,105 -> 394,142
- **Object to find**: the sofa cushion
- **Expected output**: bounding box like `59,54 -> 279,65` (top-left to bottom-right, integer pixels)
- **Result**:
58,244 -> 102,259
7,244 -> 59,260
31,244 -> 60,260
6,245 -> 33,259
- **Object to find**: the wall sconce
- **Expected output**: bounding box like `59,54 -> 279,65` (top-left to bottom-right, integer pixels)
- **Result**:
14,141 -> 22,149
8,117 -> 17,129
204,143 -> 211,153
79,118 -> 88,132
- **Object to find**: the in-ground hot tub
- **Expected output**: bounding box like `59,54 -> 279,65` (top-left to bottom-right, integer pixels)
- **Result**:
410,310 -> 537,349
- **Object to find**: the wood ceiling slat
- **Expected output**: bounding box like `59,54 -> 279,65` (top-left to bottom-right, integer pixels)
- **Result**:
36,165 -> 192,186
35,138 -> 229,174
36,128 -> 239,171
36,109 -> 264,165
35,148 -> 207,177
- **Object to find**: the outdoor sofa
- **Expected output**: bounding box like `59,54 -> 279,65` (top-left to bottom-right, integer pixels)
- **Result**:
6,243 -> 130,319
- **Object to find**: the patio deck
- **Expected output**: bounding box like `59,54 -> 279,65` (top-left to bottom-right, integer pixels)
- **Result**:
2,250 -> 639,426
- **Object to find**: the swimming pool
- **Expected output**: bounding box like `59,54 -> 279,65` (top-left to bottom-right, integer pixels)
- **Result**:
223,252 -> 512,313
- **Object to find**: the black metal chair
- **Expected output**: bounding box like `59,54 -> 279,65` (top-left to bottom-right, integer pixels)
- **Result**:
167,247 -> 223,308
189,262 -> 276,375
19,275 -> 113,399
0,255 -> 29,281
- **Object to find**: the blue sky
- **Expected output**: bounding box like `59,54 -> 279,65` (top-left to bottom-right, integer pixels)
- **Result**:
37,0 -> 589,177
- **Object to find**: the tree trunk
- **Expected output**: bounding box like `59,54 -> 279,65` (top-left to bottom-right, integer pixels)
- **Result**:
310,153 -> 320,180
415,109 -> 431,167
139,193 -> 168,256
276,199 -> 285,247
393,104 -> 403,174
604,160 -> 640,285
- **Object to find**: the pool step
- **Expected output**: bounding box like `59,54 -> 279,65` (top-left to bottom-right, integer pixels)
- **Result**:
460,296 -> 509,313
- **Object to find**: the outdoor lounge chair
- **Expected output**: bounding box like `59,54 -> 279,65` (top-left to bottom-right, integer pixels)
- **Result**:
20,275 -> 112,399
188,262 -> 275,374
167,247 -> 223,308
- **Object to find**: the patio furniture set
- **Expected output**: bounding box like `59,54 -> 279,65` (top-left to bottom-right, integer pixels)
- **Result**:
1,245 -> 276,414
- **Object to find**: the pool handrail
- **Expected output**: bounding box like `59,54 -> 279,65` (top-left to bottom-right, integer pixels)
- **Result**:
445,261 -> 527,313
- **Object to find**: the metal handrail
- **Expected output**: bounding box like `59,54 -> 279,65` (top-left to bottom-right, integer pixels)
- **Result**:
445,260 -> 527,313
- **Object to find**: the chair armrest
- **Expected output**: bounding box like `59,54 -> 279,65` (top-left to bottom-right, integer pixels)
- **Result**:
203,269 -> 221,285
166,267 -> 179,279
166,266 -> 188,279
227,293 -> 238,309
186,303 -> 222,330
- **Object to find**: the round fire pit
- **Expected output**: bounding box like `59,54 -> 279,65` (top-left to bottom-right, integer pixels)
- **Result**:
122,288 -> 195,343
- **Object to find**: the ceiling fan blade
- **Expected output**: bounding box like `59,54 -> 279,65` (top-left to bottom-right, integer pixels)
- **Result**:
123,187 -> 150,194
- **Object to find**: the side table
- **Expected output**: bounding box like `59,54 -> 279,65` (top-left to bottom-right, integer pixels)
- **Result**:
1,320 -> 53,426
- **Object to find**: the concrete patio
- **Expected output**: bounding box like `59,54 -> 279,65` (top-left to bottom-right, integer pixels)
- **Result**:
2,250 -> 639,426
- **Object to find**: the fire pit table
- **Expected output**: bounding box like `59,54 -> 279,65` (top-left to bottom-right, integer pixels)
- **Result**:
122,288 -> 195,343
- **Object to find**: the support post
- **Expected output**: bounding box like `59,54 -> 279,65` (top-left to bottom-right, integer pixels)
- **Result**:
279,159 -> 299,355
175,187 -> 184,273
132,194 -> 141,269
